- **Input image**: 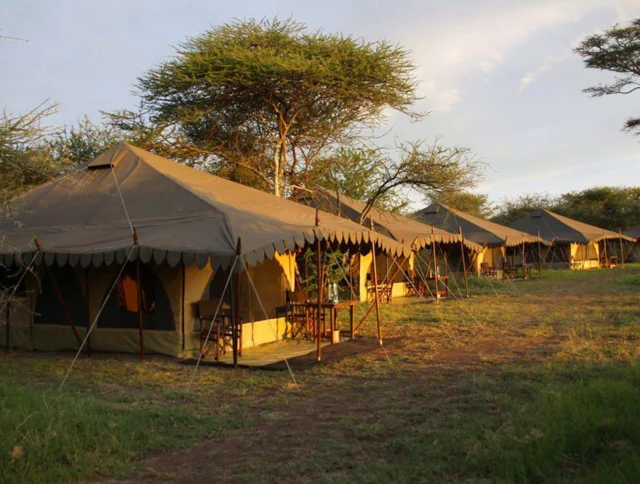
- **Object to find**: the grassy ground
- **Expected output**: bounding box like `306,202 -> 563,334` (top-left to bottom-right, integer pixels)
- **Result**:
2,266 -> 640,483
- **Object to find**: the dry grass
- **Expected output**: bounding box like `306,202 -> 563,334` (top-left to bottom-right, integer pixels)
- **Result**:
2,266 -> 640,482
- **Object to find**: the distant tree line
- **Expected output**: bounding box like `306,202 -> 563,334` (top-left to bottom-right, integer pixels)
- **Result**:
490,187 -> 640,231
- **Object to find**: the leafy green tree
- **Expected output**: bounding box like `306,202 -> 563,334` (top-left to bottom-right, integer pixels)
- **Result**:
0,102 -> 60,208
47,116 -> 127,165
575,18 -> 640,135
555,186 -> 640,231
491,193 -> 557,225
131,17 -> 421,197
312,147 -> 406,214
310,140 -> 480,223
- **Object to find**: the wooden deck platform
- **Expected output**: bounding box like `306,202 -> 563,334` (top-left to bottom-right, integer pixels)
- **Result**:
184,337 -> 383,370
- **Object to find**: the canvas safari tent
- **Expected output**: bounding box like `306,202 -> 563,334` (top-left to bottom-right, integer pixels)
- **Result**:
414,202 -> 547,278
305,189 -> 482,300
510,209 -> 635,269
0,143 -> 407,362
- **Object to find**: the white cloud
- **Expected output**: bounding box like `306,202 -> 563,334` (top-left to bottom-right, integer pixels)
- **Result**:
519,53 -> 572,91
403,0 -> 640,112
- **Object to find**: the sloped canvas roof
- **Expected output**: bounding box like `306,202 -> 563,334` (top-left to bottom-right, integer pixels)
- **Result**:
509,209 -> 635,245
0,143 -> 407,270
308,189 -> 482,252
414,202 -> 546,248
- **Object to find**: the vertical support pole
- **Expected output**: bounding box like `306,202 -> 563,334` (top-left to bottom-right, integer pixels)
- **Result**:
432,228 -> 439,301
602,234 -> 608,268
349,254 -> 354,301
85,267 -> 91,357
133,228 -> 144,362
316,209 -> 323,362
233,237 -> 242,367
619,230 -> 625,267
522,239 -> 526,279
459,228 -> 469,298
181,263 -> 186,351
5,300 -> 10,351
370,219 -> 382,345
537,231 -> 543,277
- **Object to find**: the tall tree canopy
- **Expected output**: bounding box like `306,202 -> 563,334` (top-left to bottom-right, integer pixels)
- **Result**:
491,193 -> 556,226
575,18 -> 640,135
134,18 -> 421,196
0,102 -> 59,207
426,189 -> 493,218
311,142 -> 480,223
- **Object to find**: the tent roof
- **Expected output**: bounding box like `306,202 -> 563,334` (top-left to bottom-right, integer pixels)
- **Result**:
509,209 -> 635,244
0,143 -> 407,269
308,189 -> 482,252
414,202 -> 547,247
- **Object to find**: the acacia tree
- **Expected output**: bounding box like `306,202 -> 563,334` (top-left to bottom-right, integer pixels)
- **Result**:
575,18 -> 640,135
310,140 -> 480,223
0,102 -> 59,207
133,18 -> 421,197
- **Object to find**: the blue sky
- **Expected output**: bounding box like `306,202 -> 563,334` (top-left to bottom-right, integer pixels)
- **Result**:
2,0 -> 640,209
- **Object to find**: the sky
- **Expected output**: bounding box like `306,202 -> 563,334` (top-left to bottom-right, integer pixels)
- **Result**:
1,0 -> 640,210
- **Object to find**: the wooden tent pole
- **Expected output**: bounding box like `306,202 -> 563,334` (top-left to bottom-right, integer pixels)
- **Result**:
233,237 -> 242,367
181,263 -> 186,351
133,228 -> 144,362
537,231 -> 543,277
522,239 -> 525,278
369,219 -> 382,344
85,267 -> 91,356
432,228 -> 439,302
459,228 -> 469,298
619,230 -> 626,267
349,254 -> 355,301
315,209 -> 323,362
5,301 -> 10,351
602,234 -> 608,268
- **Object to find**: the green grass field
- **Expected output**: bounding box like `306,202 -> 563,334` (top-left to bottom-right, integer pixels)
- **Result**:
2,266 -> 640,483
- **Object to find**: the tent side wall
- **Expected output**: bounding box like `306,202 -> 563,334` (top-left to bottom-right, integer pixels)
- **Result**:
570,242 -> 600,269
357,252 -> 411,302
181,254 -> 295,358
2,252 -> 296,358
475,247 -> 506,278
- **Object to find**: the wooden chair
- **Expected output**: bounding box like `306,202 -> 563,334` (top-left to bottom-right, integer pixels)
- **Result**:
366,273 -> 393,303
480,262 -> 498,280
405,270 -> 419,297
286,290 -> 309,339
197,299 -> 242,361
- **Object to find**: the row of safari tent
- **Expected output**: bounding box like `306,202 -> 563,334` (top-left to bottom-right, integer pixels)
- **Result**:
0,143 -> 637,363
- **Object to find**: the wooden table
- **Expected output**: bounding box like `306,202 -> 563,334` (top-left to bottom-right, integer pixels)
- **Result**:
423,276 -> 450,299
303,300 -> 357,342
